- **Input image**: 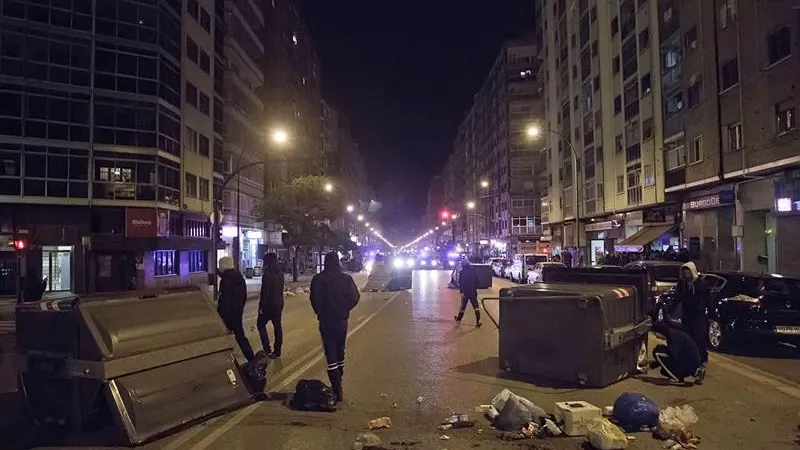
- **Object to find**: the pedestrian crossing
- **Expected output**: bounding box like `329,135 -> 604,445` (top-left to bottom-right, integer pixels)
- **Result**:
0,321 -> 15,335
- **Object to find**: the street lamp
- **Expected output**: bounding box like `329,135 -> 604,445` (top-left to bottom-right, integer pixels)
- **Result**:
527,122 -> 582,263
346,204 -> 355,213
357,215 -> 364,222
365,222 -> 370,227
272,128 -> 289,144
466,201 -> 476,210
480,180 -> 489,189
324,182 -> 334,193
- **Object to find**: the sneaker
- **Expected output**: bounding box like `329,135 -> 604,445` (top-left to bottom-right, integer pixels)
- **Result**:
454,315 -> 461,323
694,365 -> 706,385
476,320 -> 483,328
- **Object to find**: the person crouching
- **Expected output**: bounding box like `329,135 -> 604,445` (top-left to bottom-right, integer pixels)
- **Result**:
649,321 -> 702,385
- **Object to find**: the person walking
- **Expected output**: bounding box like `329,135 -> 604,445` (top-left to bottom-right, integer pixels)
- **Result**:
454,259 -> 482,327
649,321 -> 702,384
669,261 -> 710,383
217,256 -> 255,361
309,252 -> 360,402
257,252 -> 285,359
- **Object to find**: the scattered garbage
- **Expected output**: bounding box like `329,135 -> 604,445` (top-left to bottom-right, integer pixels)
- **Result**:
541,418 -> 562,437
612,392 -> 660,432
586,418 -> 628,450
491,389 -> 547,423
438,424 -> 453,431
416,396 -> 425,404
521,422 -> 540,438
439,435 -> 451,440
442,413 -> 475,429
379,393 -> 389,398
554,401 -> 602,436
367,417 -> 393,430
353,432 -> 382,450
603,406 -> 614,417
291,379 -> 337,412
656,405 -> 700,448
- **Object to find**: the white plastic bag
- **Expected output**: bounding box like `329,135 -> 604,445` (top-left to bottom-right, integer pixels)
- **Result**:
657,405 -> 699,440
587,418 -> 628,450
490,389 -> 546,423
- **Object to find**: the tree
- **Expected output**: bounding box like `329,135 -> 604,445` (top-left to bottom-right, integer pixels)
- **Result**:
259,176 -> 344,281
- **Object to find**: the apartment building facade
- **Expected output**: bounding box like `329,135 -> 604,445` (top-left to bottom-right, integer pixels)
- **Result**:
540,0 -> 672,265
658,0 -> 800,275
0,0 -> 222,296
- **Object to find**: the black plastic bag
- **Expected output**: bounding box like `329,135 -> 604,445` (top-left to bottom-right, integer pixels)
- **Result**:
292,379 -> 337,412
240,350 -> 269,394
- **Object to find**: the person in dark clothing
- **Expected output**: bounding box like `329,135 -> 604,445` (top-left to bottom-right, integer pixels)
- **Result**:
217,256 -> 255,361
258,253 -> 285,359
650,321 -> 702,384
310,252 -> 360,402
454,260 -> 482,327
669,261 -> 710,383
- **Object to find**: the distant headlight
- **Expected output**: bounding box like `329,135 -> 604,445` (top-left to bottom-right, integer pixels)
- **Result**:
449,261 -> 456,267
420,260 -> 427,266
393,259 -> 404,269
431,260 -> 438,266
406,258 -> 415,267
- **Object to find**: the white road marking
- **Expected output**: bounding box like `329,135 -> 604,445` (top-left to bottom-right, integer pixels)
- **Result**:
184,290 -> 403,450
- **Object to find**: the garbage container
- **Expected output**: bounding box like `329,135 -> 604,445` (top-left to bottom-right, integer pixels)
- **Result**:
15,286 -> 252,444
497,275 -> 650,388
472,264 -> 493,289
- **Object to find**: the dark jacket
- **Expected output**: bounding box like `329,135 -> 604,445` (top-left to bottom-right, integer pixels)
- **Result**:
259,263 -> 285,315
310,260 -> 360,324
654,322 -> 702,375
459,263 -> 479,298
672,262 -> 710,333
218,269 -> 247,325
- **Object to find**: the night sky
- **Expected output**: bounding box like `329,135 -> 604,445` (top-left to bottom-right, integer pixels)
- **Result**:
299,0 -> 535,240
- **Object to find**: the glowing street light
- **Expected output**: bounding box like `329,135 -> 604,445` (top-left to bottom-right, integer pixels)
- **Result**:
526,124 -> 541,138
346,204 -> 355,213
365,222 -> 370,227
466,201 -> 476,210
324,182 -> 334,192
480,180 -> 489,188
271,128 -> 289,144
357,215 -> 364,222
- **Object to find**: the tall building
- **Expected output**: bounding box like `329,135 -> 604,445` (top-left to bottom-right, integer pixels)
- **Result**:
0,0 -> 220,295
434,40 -> 545,257
540,0 -> 670,265
657,0 -> 800,275
219,0 -> 268,272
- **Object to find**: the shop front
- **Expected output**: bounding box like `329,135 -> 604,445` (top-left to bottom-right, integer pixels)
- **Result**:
614,206 -> 680,256
584,219 -> 624,265
221,225 -> 266,276
761,170 -> 800,277
682,188 -> 736,271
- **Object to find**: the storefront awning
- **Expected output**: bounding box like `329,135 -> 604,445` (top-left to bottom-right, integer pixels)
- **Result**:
614,224 -> 677,253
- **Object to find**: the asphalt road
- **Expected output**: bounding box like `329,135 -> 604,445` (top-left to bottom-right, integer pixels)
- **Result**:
8,271 -> 800,449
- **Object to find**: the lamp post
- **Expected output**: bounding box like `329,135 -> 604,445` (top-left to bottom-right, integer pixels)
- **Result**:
527,124 -> 582,264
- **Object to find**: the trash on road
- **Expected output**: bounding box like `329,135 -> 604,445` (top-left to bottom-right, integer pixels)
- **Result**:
367,417 -> 393,430
521,422 -> 540,438
442,413 -> 475,429
416,396 -> 425,403
439,424 -> 453,431
586,418 -> 628,450
656,405 -> 700,446
603,406 -> 614,416
353,432 -> 382,450
291,379 -> 337,412
541,418 -> 562,437
612,392 -> 660,432
439,435 -> 451,440
553,401 -> 601,436
379,393 -> 389,398
491,389 -> 546,423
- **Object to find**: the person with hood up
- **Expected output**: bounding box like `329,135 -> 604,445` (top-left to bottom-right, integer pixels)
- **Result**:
649,321 -> 702,384
310,252 -> 360,402
454,259 -> 482,327
217,256 -> 255,361
258,253 -> 285,358
669,261 -> 710,383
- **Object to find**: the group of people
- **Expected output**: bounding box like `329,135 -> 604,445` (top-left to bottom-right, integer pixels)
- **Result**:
216,251 -> 360,402
650,261 -> 710,385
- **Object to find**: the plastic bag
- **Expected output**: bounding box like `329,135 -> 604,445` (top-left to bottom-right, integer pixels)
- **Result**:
494,395 -> 533,431
587,418 -> 628,450
490,389 -> 546,426
657,405 -> 699,441
612,392 -> 660,431
292,379 -> 337,412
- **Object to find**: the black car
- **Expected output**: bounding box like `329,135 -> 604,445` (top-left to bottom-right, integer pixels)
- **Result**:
655,271 -> 800,351
624,260 -> 684,300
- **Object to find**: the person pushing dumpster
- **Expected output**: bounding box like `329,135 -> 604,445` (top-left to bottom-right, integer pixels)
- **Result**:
309,252 -> 361,402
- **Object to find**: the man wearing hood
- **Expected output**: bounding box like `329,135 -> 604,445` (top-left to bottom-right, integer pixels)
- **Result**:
310,252 -> 360,402
670,261 -> 710,383
257,253 -> 284,358
217,256 -> 255,361
455,259 -> 482,327
650,321 -> 702,383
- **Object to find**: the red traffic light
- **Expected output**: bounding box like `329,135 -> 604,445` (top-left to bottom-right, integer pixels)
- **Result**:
13,240 -> 26,250
440,210 -> 449,219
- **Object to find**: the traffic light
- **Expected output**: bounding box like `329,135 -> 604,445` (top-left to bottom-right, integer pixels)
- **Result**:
7,239 -> 26,250
440,210 -> 449,220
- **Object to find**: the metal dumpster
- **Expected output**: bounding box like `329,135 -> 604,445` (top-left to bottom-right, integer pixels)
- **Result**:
497,272 -> 650,387
473,264 -> 493,289
15,286 -> 252,444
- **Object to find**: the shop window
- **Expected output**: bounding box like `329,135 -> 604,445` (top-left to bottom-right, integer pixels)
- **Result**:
154,250 -> 177,277
187,250 -> 207,273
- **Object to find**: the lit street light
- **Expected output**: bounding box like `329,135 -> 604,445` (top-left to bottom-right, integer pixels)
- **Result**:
466,201 -> 476,210
272,128 -> 289,144
526,124 -> 541,138
357,215 -> 364,222
324,182 -> 334,192
365,222 -> 370,227
346,205 -> 355,213
480,180 -> 489,188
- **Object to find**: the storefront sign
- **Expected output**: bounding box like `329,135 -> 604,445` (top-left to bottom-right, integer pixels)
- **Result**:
126,208 -> 157,238
682,191 -> 734,211
584,220 -> 621,232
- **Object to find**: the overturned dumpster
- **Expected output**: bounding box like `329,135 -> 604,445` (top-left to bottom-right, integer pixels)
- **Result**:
15,286 -> 252,445
494,267 -> 651,388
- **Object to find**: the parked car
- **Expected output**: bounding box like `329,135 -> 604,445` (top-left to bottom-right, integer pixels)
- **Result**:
508,254 -> 549,283
624,260 -> 684,301
489,258 -> 509,277
656,271 -> 800,351
526,262 -> 567,283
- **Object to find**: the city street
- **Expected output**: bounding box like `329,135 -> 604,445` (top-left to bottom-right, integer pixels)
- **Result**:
7,271 -> 799,450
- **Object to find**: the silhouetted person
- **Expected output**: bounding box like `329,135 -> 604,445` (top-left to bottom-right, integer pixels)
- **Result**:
217,256 -> 254,361
455,260 -> 482,327
650,321 -> 702,384
258,253 -> 284,358
670,261 -> 710,383
310,252 -> 360,402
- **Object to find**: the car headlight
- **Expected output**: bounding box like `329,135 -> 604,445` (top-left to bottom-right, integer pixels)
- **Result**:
393,259 -> 404,269
420,260 -> 427,266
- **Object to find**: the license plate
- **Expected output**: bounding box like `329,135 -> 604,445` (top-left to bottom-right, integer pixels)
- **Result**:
774,326 -> 800,335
